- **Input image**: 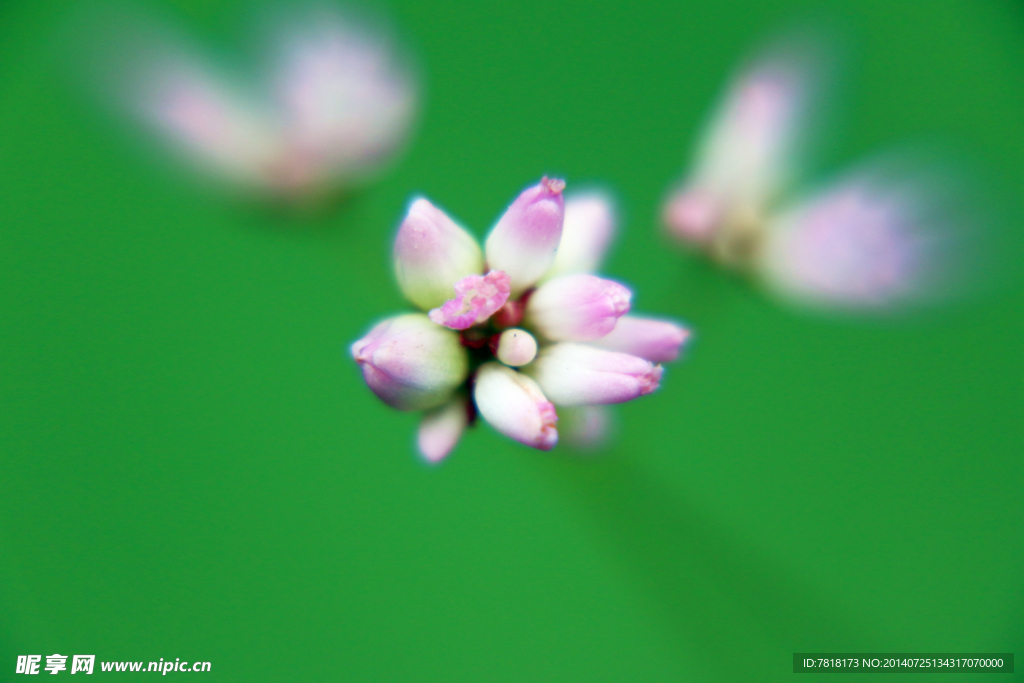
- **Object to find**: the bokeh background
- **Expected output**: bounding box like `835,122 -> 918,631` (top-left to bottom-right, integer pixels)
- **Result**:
1,0 -> 1022,680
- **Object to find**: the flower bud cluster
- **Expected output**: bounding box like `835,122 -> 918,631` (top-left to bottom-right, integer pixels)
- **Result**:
352,177 -> 691,462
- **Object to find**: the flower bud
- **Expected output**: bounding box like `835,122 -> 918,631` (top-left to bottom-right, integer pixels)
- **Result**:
590,315 -> 691,362
276,14 -> 416,181
394,198 -> 485,311
524,343 -> 661,407
559,405 -> 614,450
417,397 -> 469,464
144,62 -> 283,187
351,314 -> 468,411
525,274 -> 631,342
485,177 -> 565,295
494,328 -> 538,367
544,192 -> 616,279
473,363 -> 558,450
694,59 -> 806,208
663,186 -> 725,245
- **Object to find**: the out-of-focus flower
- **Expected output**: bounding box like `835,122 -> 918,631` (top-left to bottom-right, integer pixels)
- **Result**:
663,39 -> 964,312
352,178 -> 692,463
122,6 -> 416,198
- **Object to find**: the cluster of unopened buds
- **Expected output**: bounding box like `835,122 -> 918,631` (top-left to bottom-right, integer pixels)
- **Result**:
352,177 -> 691,462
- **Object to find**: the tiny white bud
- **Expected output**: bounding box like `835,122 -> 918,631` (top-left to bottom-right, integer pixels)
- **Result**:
495,328 -> 538,367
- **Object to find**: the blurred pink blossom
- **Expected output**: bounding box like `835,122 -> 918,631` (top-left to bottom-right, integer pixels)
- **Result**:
125,7 -> 416,198
663,37 -> 966,312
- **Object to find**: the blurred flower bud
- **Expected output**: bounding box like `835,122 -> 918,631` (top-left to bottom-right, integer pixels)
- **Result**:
544,192 -> 616,279
559,405 -> 614,450
417,397 -> 470,464
590,316 -> 691,363
758,169 -> 946,310
662,186 -> 725,245
112,5 -> 417,198
275,13 -> 416,185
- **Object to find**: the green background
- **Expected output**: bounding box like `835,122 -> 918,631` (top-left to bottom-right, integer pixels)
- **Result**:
1,0 -> 1022,680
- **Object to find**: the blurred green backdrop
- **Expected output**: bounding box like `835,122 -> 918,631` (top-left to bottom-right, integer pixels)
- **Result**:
1,0 -> 1022,680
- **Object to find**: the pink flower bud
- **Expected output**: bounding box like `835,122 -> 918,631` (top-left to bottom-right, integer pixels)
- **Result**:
758,174 -> 933,310
144,62 -> 283,187
545,192 -> 616,279
428,270 -> 511,330
663,51 -> 813,243
473,363 -> 558,451
351,314 -> 468,411
590,316 -> 691,363
662,186 -> 725,245
525,274 -> 631,342
275,14 -> 416,182
524,343 -> 662,407
559,405 -> 614,450
417,397 -> 469,464
394,198 -> 484,310
485,177 -> 566,295
695,59 -> 806,206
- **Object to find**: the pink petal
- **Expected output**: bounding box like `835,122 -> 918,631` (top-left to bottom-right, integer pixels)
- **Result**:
428,270 -> 511,330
